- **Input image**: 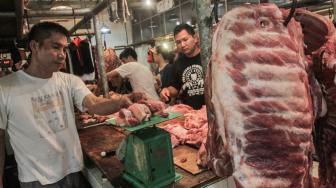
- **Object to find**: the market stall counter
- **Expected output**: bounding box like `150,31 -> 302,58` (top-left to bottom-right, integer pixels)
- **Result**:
78,123 -> 222,188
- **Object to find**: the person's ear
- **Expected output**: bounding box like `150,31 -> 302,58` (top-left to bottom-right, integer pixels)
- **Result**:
194,33 -> 199,42
193,34 -> 200,46
29,40 -> 38,53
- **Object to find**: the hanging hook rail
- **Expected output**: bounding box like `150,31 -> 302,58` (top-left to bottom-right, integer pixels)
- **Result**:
284,0 -> 297,26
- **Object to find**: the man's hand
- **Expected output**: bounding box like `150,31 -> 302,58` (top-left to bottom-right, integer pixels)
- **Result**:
119,94 -> 133,108
160,88 -> 170,102
128,92 -> 147,103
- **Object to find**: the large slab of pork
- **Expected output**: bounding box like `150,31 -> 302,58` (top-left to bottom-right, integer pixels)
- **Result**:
205,4 -> 314,187
296,9 -> 336,187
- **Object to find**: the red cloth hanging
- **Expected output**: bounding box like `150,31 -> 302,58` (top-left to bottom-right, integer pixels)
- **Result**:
72,37 -> 84,66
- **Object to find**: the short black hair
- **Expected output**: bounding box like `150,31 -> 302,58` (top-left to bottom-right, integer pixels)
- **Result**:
28,22 -> 69,48
119,47 -> 137,61
155,46 -> 170,61
173,23 -> 195,37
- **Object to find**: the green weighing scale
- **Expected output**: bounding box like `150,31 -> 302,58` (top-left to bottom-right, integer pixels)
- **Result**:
106,112 -> 182,188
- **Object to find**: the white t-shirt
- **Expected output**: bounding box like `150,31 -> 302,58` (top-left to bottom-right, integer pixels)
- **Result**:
115,62 -> 159,100
0,71 -> 91,185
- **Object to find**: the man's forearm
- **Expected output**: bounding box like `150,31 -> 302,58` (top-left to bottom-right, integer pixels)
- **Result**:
0,130 -> 5,188
87,95 -> 124,115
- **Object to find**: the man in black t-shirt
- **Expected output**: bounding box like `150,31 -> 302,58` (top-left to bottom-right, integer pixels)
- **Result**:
159,24 -> 205,109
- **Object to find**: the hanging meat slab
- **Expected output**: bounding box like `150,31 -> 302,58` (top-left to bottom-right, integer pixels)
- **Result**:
295,9 -> 336,187
205,4 -> 314,187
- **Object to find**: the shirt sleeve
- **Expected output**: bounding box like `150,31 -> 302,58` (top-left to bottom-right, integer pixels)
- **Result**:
115,63 -> 135,79
69,74 -> 92,112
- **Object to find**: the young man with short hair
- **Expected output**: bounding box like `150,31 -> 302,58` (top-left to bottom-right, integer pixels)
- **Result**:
107,47 -> 160,100
160,23 -> 205,109
0,22 -> 132,188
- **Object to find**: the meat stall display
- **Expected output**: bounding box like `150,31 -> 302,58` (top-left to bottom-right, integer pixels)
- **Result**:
205,4 -> 314,187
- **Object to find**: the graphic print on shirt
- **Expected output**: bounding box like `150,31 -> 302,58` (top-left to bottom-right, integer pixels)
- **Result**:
181,64 -> 204,96
31,91 -> 68,138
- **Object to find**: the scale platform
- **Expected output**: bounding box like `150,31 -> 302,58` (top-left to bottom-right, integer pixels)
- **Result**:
106,112 -> 182,132
106,112 -> 183,188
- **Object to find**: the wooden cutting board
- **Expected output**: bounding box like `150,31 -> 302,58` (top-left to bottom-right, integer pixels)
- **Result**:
173,145 -> 207,175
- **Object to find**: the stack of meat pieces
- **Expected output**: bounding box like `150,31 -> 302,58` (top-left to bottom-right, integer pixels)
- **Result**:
77,93 -> 167,127
163,104 -> 207,146
162,104 -> 208,166
206,4 -> 314,188
114,97 -> 167,126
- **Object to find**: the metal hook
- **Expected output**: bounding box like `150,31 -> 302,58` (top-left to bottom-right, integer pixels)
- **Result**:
207,0 -> 220,27
283,0 -> 297,27
213,0 -> 219,23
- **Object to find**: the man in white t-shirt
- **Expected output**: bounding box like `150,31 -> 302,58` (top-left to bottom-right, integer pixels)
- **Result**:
106,48 -> 160,100
0,22 -> 133,188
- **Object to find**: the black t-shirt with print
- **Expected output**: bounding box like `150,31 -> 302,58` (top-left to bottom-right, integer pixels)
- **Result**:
170,53 -> 205,109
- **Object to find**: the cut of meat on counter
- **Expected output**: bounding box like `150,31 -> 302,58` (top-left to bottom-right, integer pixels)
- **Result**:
77,92 -> 167,127
78,112 -> 112,125
162,105 -> 208,147
180,157 -> 187,163
206,4 -> 314,188
128,103 -> 151,122
183,106 -> 207,129
161,105 -> 208,167
165,104 -> 194,114
112,98 -> 168,126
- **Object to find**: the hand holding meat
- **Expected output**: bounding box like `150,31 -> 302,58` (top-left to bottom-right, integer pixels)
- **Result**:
127,92 -> 148,103
112,94 -> 167,126
160,88 -> 170,102
119,94 -> 133,108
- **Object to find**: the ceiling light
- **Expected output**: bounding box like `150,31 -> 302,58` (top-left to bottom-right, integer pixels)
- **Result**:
176,21 -> 181,25
148,21 -> 158,28
162,42 -> 168,49
145,0 -> 152,6
100,25 -> 111,34
168,13 -> 179,21
50,0 -> 72,10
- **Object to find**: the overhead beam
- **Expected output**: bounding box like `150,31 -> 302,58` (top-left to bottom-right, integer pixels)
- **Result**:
27,8 -> 91,18
69,0 -> 111,33
26,0 -> 98,9
0,12 -> 15,17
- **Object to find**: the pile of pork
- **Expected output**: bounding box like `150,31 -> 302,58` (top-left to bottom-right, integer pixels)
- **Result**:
162,104 -> 208,166
162,105 -> 207,146
77,93 -> 167,126
204,3 -> 336,188
112,94 -> 168,126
